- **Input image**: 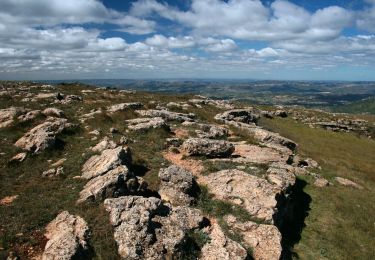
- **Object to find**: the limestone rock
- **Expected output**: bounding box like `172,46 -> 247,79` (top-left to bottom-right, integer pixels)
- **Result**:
200,223 -> 247,260
335,177 -> 363,189
81,146 -> 131,180
104,196 -> 204,259
0,107 -> 26,128
9,152 -> 27,163
202,169 -> 283,222
266,162 -> 296,190
42,167 -> 64,177
186,122 -> 228,139
314,178 -> 330,187
126,117 -> 169,131
231,143 -> 288,164
136,109 -> 195,122
215,108 -> 260,124
91,136 -> 117,153
14,118 -> 76,153
182,138 -> 235,158
42,211 -> 90,260
225,215 -> 282,260
78,165 -> 147,203
43,107 -> 65,118
158,165 -> 198,206
107,102 -> 143,112
17,110 -> 41,122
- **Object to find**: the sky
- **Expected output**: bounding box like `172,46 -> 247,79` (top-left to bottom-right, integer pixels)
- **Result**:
1,0 -> 375,81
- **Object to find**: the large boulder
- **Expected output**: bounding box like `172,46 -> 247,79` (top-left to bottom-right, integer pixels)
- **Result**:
182,138 -> 235,158
107,102 -> 143,113
200,223 -> 247,260
81,146 -> 131,180
104,196 -> 204,259
202,169 -> 286,222
42,211 -> 90,260
224,215 -> 282,260
215,108 -> 260,124
78,165 -> 147,203
158,165 -> 198,206
14,118 -> 76,153
136,109 -> 195,122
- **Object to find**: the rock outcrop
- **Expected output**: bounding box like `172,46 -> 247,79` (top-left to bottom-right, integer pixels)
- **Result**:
42,107 -> 65,118
78,165 -> 146,203
201,223 -> 247,260
42,211 -> 90,260
78,146 -> 147,203
182,138 -> 235,158
335,177 -> 363,189
15,118 -> 76,153
104,196 -> 205,259
158,165 -> 198,206
202,169 -> 293,222
136,109 -> 195,122
126,117 -> 169,131
107,102 -> 143,113
17,110 -> 41,122
225,215 -> 282,260
81,146 -> 131,180
0,107 -> 26,128
215,108 -> 260,124
183,122 -> 228,139
91,136 -> 117,153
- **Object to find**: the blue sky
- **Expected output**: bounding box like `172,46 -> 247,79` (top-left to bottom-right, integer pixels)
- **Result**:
1,0 -> 375,80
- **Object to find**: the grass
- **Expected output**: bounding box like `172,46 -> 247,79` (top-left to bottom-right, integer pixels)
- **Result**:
259,117 -> 375,259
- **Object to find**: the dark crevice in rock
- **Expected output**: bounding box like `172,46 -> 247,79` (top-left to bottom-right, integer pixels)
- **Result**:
274,178 -> 311,260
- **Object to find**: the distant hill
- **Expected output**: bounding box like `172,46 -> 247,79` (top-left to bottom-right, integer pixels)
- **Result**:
331,97 -> 375,114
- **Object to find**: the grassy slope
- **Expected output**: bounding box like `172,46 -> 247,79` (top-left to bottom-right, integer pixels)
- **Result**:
259,117 -> 375,260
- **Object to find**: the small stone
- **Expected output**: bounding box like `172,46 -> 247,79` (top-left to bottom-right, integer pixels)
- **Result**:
335,177 -> 363,189
9,153 -> 27,163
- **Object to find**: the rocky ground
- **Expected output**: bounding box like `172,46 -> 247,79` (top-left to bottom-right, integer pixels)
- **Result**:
0,81 -> 374,260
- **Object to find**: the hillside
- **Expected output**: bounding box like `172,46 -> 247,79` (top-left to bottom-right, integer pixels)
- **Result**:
0,82 -> 374,260
330,97 -> 375,115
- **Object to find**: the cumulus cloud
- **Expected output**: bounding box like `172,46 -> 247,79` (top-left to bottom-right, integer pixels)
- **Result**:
131,0 -> 353,41
0,0 -> 374,79
145,35 -> 195,48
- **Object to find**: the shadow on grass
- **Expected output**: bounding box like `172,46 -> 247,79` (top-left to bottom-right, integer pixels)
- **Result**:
274,178 -> 312,260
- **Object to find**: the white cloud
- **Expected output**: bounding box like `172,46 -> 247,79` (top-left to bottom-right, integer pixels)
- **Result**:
357,0 -> 375,32
203,39 -> 237,52
131,0 -> 352,42
145,35 -> 195,48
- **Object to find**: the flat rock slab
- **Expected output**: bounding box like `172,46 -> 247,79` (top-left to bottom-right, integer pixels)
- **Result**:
231,143 -> 288,164
81,146 -> 131,180
182,138 -> 235,158
201,169 -> 282,222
